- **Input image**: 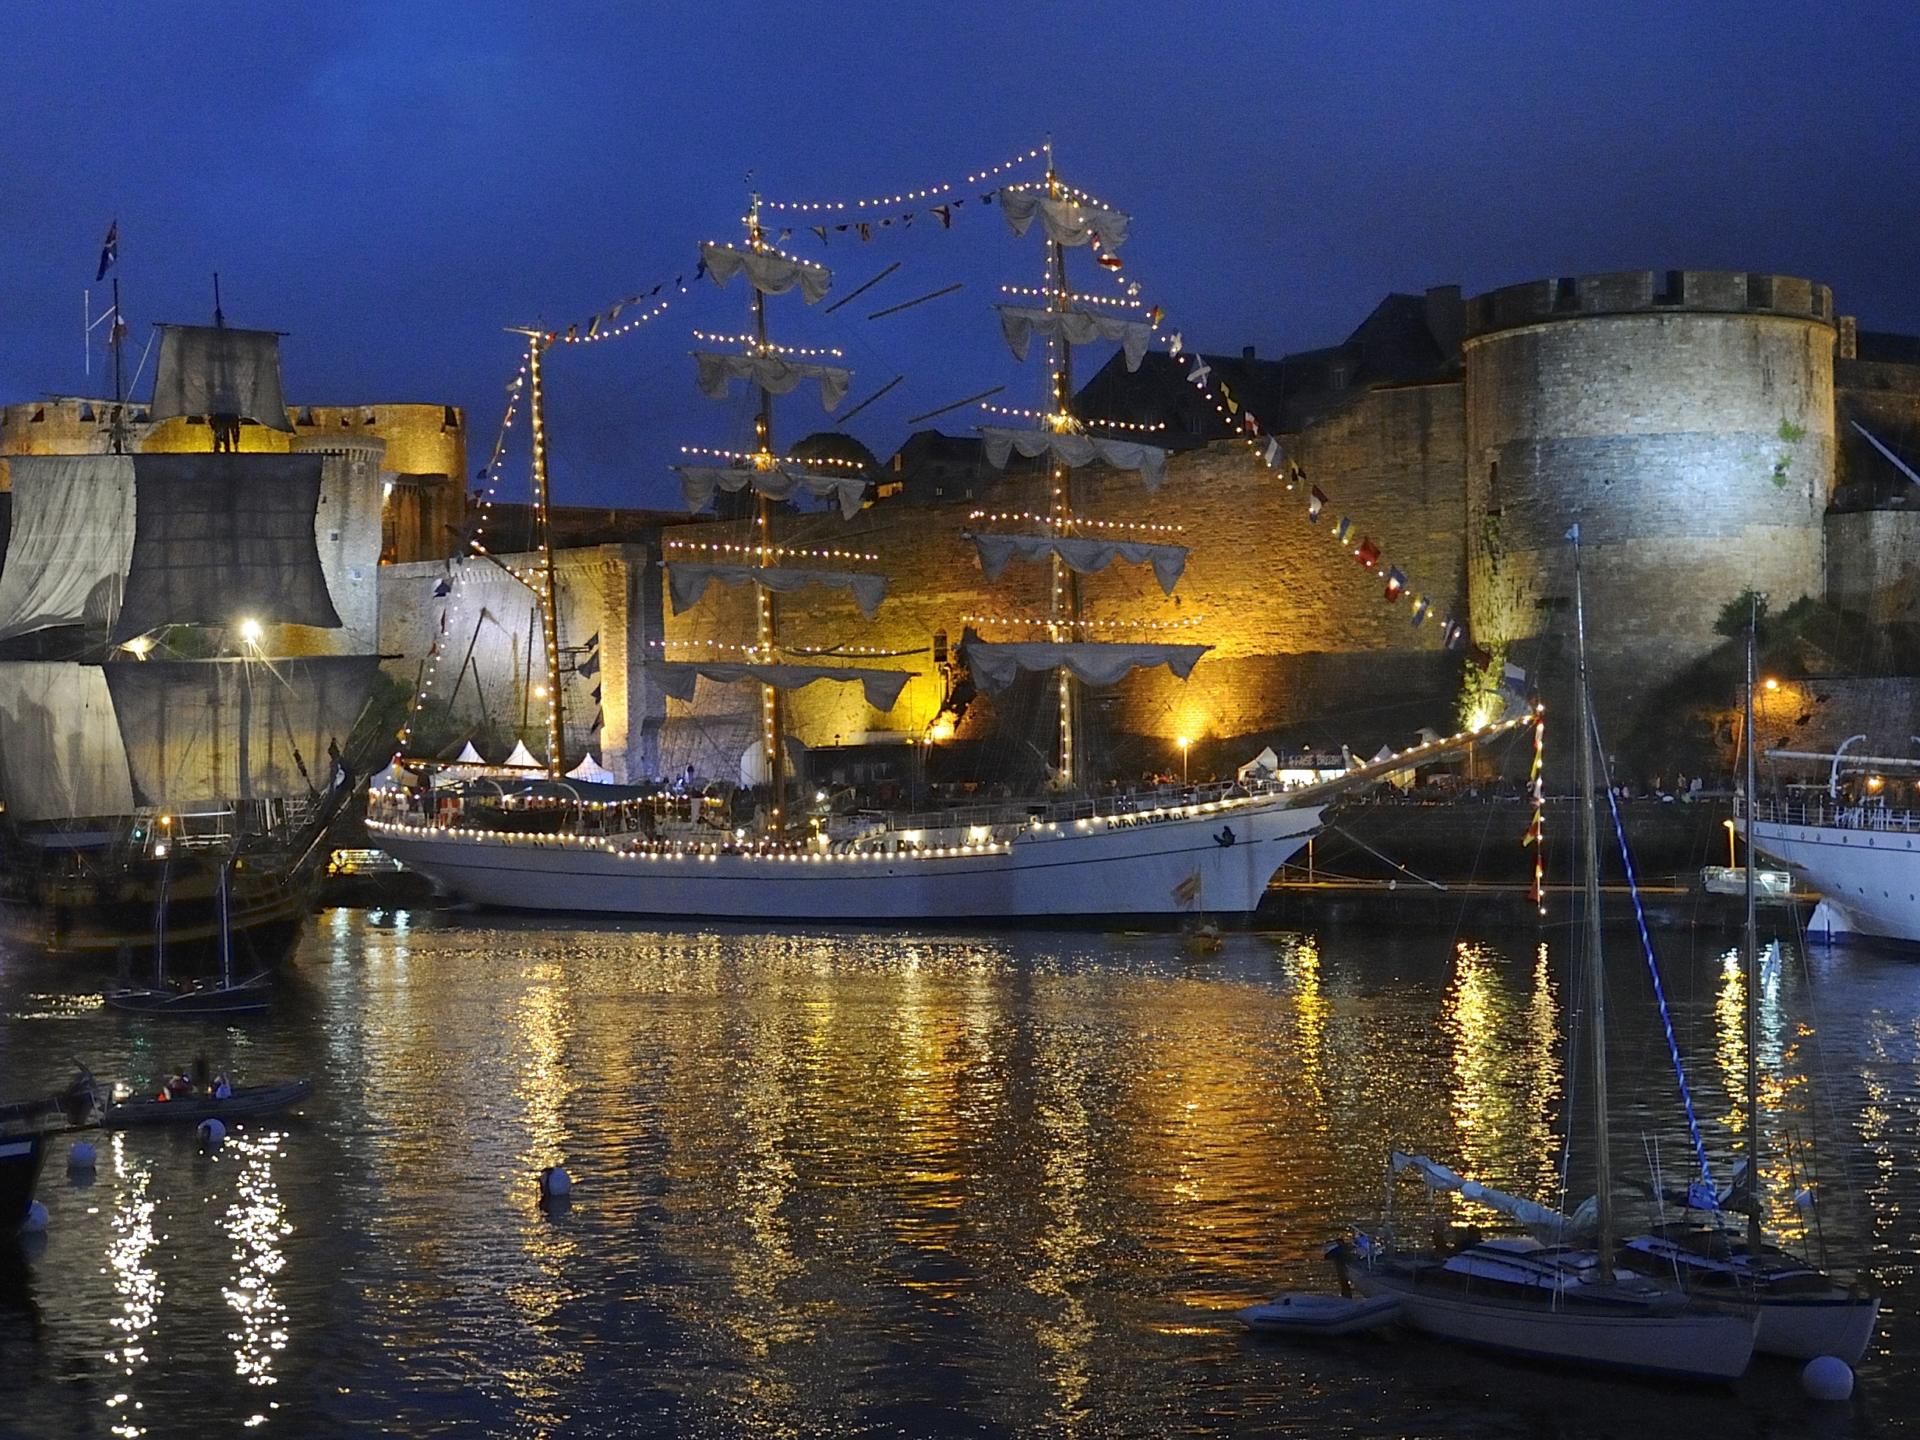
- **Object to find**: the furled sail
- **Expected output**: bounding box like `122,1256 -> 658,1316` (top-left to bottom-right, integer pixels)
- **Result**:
0,456 -> 136,642
963,641 -> 1209,692
667,564 -> 887,619
675,464 -> 868,521
970,533 -> 1187,596
1390,1151 -> 1596,1241
148,325 -> 294,430
110,454 -> 341,642
647,662 -> 912,712
700,243 -> 832,305
998,189 -> 1131,250
693,352 -> 850,411
0,661 -> 136,822
103,655 -> 379,808
996,305 -> 1151,372
978,426 -> 1168,490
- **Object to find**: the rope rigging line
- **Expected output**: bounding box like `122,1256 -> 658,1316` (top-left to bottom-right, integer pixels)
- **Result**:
1589,703 -> 1717,1196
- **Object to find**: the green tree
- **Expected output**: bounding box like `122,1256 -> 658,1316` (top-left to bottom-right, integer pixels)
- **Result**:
1713,589 -> 1769,640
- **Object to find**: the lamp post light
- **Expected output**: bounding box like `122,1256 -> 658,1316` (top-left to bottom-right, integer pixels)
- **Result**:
1177,735 -> 1192,786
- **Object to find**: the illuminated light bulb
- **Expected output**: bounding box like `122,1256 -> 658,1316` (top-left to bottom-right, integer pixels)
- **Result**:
239,618 -> 263,644
121,635 -> 153,657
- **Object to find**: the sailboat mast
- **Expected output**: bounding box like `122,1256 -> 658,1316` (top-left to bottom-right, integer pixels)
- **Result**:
1045,144 -> 1081,788
1744,600 -> 1763,1252
748,195 -> 787,829
1571,529 -> 1614,1266
525,332 -> 566,778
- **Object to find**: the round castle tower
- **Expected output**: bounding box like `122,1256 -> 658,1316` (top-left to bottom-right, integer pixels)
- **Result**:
1462,270 -> 1835,709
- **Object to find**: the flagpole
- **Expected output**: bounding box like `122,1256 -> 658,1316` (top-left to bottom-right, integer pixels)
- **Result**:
84,289 -> 90,379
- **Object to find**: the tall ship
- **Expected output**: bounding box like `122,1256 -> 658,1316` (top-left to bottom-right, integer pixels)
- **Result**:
0,318 -> 383,966
1742,743 -> 1920,947
373,155 -> 1512,922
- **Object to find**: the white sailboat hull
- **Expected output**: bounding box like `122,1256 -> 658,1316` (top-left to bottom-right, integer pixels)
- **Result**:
1351,1271 -> 1756,1381
371,796 -> 1323,922
1745,813 -> 1920,945
1725,1294 -> 1879,1365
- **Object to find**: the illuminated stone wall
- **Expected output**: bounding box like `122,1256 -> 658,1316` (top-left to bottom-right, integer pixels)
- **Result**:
1463,271 -> 1836,718
655,376 -> 1468,779
379,543 -> 654,778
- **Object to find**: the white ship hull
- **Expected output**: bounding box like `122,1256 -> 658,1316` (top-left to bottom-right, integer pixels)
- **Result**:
1352,1270 -> 1756,1381
1745,810 -> 1920,946
371,794 -> 1323,923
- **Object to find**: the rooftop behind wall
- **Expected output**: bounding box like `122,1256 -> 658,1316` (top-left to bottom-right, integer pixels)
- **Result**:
1464,270 -> 1833,340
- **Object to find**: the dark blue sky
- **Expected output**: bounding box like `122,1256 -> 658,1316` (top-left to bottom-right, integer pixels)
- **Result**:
5,2 -> 1916,507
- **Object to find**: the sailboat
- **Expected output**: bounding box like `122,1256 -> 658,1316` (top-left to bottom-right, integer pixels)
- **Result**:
373,153 -> 1520,922
0,315 -> 382,967
1614,608 -> 1879,1363
103,857 -> 272,1013
1331,527 -> 1757,1382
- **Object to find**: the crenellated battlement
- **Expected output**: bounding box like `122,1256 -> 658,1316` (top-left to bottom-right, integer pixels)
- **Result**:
1464,269 -> 1833,342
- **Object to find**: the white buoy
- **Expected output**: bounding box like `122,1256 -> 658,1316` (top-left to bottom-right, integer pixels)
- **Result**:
1802,1355 -> 1854,1402
67,1141 -> 96,1171
539,1165 -> 572,1200
18,1201 -> 47,1234
197,1118 -> 226,1149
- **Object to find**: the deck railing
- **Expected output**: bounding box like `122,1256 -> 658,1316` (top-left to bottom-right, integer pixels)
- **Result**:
1744,796 -> 1920,833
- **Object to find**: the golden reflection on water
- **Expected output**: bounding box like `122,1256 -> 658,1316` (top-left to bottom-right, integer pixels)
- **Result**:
505,962 -> 585,1430
222,1129 -> 291,1426
104,1131 -> 159,1440
1443,941 -> 1564,1207
1029,991 -> 1098,1437
1712,942 -> 1807,1243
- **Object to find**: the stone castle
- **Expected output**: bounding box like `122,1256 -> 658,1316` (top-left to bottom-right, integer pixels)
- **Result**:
11,267 -> 1916,787
379,266 -> 1917,788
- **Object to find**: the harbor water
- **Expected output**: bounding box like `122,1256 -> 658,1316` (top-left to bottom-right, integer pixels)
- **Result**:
0,909 -> 1912,1438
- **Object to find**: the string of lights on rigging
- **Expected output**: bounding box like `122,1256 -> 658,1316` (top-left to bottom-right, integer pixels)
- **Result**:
690,331 -> 844,358
758,145 -> 1046,213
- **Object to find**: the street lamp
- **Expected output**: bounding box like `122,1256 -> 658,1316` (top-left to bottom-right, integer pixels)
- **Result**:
1177,735 -> 1192,786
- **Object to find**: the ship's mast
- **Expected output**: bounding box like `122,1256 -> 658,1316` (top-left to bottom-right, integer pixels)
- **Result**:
511,327 -> 567,779
747,193 -> 787,828
1044,140 -> 1082,788
1744,599 -> 1763,1253
1571,529 -> 1614,1270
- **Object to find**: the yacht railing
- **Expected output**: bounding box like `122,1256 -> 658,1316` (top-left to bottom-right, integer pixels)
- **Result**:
1743,796 -> 1920,833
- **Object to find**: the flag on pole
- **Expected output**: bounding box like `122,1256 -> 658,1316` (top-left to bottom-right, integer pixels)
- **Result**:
1354,536 -> 1381,569
1333,516 -> 1352,544
1307,486 -> 1326,522
1411,595 -> 1431,626
1384,567 -> 1406,601
95,220 -> 118,281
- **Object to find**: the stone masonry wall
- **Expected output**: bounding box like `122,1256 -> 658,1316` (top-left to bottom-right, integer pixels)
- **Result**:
1464,282 -> 1835,723
654,377 -> 1469,780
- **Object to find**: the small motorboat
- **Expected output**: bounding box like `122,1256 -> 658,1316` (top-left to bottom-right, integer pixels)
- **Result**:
1236,1292 -> 1401,1337
101,1079 -> 313,1129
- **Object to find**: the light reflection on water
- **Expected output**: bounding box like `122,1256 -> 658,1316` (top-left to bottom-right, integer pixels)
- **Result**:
0,912 -> 1913,1437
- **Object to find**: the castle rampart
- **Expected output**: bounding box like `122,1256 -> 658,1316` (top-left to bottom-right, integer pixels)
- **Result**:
1463,271 -> 1835,712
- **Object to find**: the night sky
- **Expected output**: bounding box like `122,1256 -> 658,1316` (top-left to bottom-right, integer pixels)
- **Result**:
5,2 -> 1916,508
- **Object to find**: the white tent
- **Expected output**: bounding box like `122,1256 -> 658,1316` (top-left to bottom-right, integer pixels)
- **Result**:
566,752 -> 616,784
503,739 -> 542,769
454,741 -> 485,765
1236,746 -> 1280,783
368,762 -> 399,791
